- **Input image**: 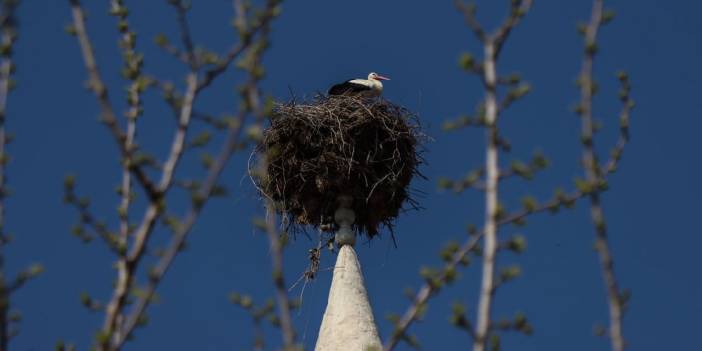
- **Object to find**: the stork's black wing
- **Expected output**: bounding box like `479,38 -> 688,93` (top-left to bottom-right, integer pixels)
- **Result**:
328,81 -> 372,95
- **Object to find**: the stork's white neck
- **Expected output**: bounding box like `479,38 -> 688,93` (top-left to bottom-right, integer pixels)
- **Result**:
368,79 -> 383,92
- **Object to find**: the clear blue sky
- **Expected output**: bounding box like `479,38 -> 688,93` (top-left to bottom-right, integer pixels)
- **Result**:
6,0 -> 701,350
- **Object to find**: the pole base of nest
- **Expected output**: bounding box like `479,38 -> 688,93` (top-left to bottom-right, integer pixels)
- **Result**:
335,231 -> 356,247
334,201 -> 356,247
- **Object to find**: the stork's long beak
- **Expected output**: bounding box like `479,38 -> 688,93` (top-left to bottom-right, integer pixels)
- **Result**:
376,75 -> 390,81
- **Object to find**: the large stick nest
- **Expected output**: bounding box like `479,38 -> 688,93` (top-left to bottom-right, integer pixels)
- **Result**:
254,95 -> 424,239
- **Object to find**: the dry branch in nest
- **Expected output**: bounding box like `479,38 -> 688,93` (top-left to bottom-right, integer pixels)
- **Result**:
254,95 -> 424,240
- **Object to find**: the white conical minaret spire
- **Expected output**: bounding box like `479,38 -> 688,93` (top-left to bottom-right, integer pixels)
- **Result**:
315,196 -> 382,351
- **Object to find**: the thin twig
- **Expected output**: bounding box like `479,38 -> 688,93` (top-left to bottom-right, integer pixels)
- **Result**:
172,1 -> 197,68
602,74 -> 633,175
454,0 -> 486,42
166,44 -> 191,65
63,192 -> 119,252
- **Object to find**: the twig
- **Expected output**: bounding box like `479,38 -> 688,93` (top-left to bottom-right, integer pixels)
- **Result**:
492,0 -> 533,59
577,1 -> 627,350
602,73 -> 633,175
171,1 -> 197,68
155,35 -> 190,64
63,190 -> 119,252
156,73 -> 197,193
454,1 -> 486,42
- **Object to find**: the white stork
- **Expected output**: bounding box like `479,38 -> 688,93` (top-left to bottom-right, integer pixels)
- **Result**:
328,72 -> 390,96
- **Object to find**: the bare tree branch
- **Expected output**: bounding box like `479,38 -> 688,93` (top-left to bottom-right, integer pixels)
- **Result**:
112,1 -> 281,348
388,4 -> 536,349
384,234 -> 481,351
115,103 -> 247,348
577,1 -> 628,350
384,189 -> 584,351
68,0 -> 282,349
472,38 -> 499,351
102,14 -> 200,351
98,1 -> 150,347
473,2 -> 532,348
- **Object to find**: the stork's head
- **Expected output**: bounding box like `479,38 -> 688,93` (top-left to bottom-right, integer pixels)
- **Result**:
368,72 -> 390,81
